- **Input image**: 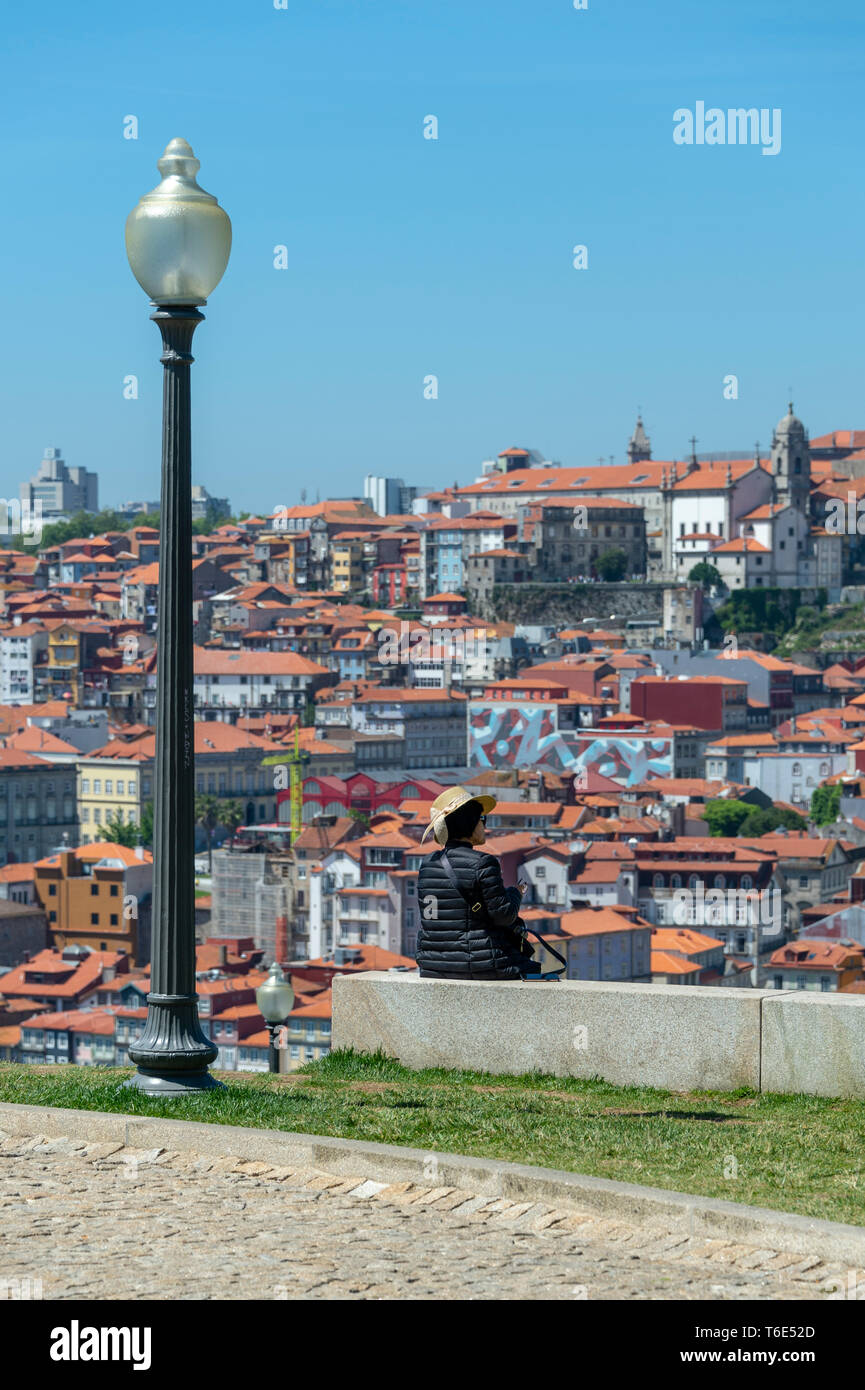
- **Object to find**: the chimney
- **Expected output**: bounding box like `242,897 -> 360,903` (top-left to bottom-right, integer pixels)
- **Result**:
275,915 -> 288,964
219,944 -> 228,966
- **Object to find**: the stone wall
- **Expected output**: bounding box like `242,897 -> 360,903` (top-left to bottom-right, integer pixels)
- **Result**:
333,972 -> 865,1098
476,582 -> 667,625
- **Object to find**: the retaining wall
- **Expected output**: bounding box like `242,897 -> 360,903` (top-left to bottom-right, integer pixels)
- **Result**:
332,973 -> 865,1097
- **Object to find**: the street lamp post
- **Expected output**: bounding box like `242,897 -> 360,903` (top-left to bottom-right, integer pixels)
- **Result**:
256,963 -> 295,1074
124,139 -> 231,1095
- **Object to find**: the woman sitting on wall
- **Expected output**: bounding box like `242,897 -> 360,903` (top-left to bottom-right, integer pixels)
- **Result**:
416,786 -> 530,980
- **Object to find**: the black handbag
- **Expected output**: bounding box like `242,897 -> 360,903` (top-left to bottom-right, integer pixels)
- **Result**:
438,850 -> 567,980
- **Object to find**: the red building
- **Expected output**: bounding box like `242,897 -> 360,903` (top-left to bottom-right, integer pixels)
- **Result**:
629,676 -> 747,733
280,772 -> 448,823
422,592 -> 468,619
371,563 -> 407,607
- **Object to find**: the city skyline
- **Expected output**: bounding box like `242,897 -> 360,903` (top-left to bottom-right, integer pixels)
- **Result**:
3,0 -> 865,512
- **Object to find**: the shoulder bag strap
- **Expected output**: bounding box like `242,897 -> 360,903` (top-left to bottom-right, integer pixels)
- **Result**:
439,849 -> 484,915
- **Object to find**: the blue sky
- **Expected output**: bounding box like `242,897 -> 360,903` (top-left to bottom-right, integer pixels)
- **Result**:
2,0 -> 863,514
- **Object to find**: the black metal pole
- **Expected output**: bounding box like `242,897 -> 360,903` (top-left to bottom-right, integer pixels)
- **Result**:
127,305 -> 222,1094
268,1023 -> 281,1074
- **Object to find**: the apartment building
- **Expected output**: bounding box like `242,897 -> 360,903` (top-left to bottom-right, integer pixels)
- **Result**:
0,623 -> 49,704
77,722 -> 279,843
33,843 -> 153,964
189,647 -> 332,721
349,688 -> 468,770
0,749 -> 78,866
555,906 -> 653,982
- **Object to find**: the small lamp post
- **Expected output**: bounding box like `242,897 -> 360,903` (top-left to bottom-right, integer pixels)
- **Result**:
256,963 -> 295,1074
124,139 -> 231,1095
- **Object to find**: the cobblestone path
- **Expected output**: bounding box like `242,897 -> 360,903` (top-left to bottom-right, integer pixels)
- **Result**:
0,1129 -> 854,1300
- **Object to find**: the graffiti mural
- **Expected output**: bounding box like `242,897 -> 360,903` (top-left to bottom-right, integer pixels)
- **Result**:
468,703 -> 672,785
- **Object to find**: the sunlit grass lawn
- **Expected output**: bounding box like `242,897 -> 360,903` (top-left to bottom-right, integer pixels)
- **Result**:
2,1050 -> 864,1226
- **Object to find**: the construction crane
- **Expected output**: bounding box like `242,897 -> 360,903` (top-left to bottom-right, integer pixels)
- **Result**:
287,727 -> 310,845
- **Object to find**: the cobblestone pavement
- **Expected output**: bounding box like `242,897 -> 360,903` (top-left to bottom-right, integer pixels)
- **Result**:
0,1130 -> 855,1300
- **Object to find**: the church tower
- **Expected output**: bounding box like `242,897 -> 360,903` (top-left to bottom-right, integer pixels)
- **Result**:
770,402 -> 810,514
627,414 -> 652,465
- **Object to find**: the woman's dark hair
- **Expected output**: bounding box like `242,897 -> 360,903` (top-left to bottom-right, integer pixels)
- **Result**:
444,799 -> 483,841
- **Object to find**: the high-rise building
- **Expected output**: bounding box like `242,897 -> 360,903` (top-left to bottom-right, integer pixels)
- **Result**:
191,485 -> 231,523
364,475 -> 428,516
20,448 -> 98,518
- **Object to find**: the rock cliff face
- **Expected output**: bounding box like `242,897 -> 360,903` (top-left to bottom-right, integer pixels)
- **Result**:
471,582 -> 668,625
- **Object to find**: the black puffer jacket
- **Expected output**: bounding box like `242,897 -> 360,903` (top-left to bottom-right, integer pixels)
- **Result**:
416,839 -> 527,980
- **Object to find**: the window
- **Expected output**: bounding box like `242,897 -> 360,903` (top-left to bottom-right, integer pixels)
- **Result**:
90,913 -> 99,925
110,914 -> 118,926
93,780 -> 101,794
105,780 -> 113,794
773,975 -> 783,989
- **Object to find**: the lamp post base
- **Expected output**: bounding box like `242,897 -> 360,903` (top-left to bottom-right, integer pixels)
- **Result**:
124,1068 -> 226,1097
127,993 -> 223,1096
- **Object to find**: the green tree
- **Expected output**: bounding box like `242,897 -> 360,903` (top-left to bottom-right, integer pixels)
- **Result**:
688,561 -> 722,589
810,783 -> 842,827
703,799 -> 753,837
595,548 -> 628,582
96,812 -> 141,848
221,798 -> 246,848
139,800 -> 154,850
194,794 -> 222,872
738,806 -> 807,836
14,508 -> 161,552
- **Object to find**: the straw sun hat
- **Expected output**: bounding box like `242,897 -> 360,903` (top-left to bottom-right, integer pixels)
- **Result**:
421,786 -> 497,845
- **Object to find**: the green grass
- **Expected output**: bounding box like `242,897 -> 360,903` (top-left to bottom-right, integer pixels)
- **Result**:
2,1051 -> 865,1226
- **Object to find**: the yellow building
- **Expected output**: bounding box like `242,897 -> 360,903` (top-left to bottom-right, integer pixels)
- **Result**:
330,533 -> 365,593
77,754 -> 144,843
282,995 -> 332,1071
77,722 -> 279,844
44,622 -> 82,699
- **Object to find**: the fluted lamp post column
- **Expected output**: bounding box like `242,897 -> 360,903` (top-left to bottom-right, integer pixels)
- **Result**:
124,138 -> 231,1094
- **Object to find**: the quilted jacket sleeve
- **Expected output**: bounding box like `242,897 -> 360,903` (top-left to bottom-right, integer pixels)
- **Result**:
476,852 -> 522,928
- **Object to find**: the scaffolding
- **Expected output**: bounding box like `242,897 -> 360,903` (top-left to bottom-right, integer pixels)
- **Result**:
210,848 -> 293,964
